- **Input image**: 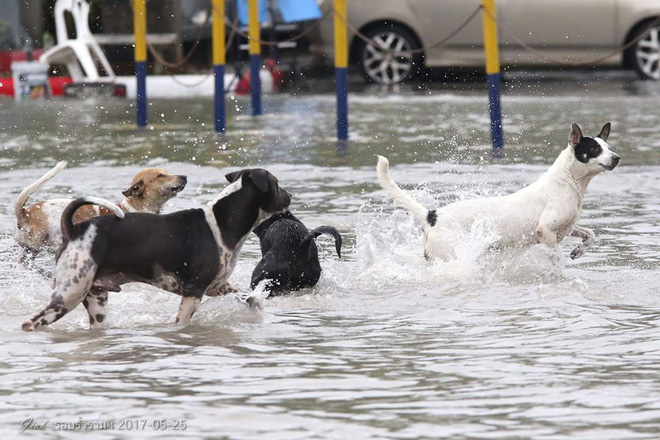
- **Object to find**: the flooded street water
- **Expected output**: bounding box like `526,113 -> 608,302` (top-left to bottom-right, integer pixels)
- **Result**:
1,71 -> 660,438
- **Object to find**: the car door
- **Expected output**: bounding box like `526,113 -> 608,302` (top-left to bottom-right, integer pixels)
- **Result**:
409,0 -> 484,45
407,0 -> 496,66
498,0 -> 617,48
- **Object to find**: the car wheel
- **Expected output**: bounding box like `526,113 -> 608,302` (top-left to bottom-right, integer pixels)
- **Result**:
354,24 -> 423,84
630,21 -> 660,80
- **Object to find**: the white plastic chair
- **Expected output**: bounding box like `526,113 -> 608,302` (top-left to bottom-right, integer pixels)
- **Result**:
39,0 -> 116,82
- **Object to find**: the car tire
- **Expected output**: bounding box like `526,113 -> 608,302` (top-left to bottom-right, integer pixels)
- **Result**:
354,24 -> 424,84
629,20 -> 660,80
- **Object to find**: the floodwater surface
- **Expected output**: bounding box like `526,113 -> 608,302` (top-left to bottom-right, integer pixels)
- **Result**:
1,71 -> 660,439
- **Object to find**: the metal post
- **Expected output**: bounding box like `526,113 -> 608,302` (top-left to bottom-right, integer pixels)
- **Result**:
481,0 -> 503,151
213,0 -> 226,132
248,0 -> 262,115
334,0 -> 348,140
133,0 -> 147,127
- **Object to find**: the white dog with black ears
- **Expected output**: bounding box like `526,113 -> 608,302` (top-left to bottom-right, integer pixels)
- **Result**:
377,122 -> 620,261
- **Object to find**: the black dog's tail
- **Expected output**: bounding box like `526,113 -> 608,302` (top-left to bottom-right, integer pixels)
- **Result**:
61,197 -> 125,242
301,226 -> 342,259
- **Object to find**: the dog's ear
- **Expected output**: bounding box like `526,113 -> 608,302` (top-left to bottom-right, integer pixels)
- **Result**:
597,122 -> 611,141
225,171 -> 243,183
569,122 -> 583,147
122,179 -> 145,198
247,170 -> 270,193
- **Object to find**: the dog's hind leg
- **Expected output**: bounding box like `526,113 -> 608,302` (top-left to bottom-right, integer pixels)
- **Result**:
21,282 -> 92,332
83,287 -> 108,329
205,282 -> 239,297
175,296 -> 201,325
19,248 -> 37,267
22,243 -> 98,332
569,225 -> 596,259
18,249 -> 53,279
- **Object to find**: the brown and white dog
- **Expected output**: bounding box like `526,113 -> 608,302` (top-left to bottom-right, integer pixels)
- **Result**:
13,162 -> 187,258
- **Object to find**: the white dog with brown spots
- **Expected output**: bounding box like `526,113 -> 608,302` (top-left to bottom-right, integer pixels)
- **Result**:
13,162 -> 187,261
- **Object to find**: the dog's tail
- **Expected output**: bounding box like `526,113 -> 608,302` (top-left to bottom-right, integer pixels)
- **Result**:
61,197 -> 124,242
301,226 -> 342,259
14,161 -> 67,218
376,155 -> 429,224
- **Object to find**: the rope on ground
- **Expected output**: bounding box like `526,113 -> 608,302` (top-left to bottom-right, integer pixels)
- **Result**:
146,13 -> 208,69
167,71 -> 212,88
166,16 -> 240,88
481,7 -> 660,66
128,0 -> 209,70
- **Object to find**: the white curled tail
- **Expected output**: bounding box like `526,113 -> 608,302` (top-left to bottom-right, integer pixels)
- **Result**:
376,155 -> 428,223
14,161 -> 67,217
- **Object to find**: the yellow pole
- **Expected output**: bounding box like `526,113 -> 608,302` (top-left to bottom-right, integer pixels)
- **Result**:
213,0 -> 226,132
333,0 -> 348,69
248,0 -> 261,114
133,0 -> 147,63
481,0 -> 500,75
334,0 -> 348,140
248,0 -> 260,56
213,0 -> 226,66
133,0 -> 147,127
481,0 -> 504,150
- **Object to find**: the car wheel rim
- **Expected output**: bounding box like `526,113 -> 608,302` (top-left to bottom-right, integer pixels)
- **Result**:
635,26 -> 660,79
362,32 -> 414,84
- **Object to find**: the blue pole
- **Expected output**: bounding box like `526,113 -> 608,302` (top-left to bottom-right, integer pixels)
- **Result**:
213,0 -> 226,132
136,61 -> 147,127
250,54 -> 262,116
335,67 -> 348,140
133,0 -> 147,128
482,0 -> 504,152
248,0 -> 262,116
334,0 -> 348,140
214,64 -> 226,132
486,72 -> 503,149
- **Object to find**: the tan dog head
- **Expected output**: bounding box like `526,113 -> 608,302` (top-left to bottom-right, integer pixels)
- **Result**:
122,168 -> 187,213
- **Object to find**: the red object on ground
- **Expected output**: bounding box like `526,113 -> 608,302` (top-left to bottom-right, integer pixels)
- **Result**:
265,59 -> 284,92
113,84 -> 127,97
235,72 -> 251,95
233,60 -> 284,95
0,77 -> 74,97
0,50 -> 45,73
49,77 -> 74,96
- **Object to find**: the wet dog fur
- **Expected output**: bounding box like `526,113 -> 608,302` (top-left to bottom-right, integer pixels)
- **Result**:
377,123 -> 620,261
14,163 -> 187,257
21,169 -> 291,332
251,211 -> 342,295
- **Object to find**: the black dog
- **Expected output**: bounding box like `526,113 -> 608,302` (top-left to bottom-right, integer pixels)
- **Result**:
22,169 -> 291,331
251,211 -> 342,295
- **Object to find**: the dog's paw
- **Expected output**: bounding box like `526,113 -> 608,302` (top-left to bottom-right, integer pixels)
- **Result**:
21,320 -> 35,332
570,246 -> 586,260
206,282 -> 240,297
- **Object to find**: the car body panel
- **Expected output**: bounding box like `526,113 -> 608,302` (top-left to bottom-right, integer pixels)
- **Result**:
617,0 -> 660,42
309,0 -> 660,70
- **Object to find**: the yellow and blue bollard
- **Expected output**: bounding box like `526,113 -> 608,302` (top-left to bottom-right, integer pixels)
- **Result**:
481,0 -> 503,151
334,0 -> 348,140
248,0 -> 262,115
133,0 -> 147,127
213,0 -> 226,132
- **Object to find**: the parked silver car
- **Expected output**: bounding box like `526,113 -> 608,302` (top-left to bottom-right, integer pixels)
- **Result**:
310,0 -> 660,83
